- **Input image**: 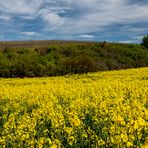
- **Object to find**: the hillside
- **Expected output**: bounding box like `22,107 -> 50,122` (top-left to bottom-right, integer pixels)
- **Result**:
0,41 -> 148,78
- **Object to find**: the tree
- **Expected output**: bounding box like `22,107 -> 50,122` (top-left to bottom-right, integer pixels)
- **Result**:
141,34 -> 148,48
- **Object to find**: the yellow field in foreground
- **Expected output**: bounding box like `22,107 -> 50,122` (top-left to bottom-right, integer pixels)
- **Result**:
0,68 -> 148,147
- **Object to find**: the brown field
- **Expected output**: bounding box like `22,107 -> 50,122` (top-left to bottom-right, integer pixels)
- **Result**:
0,40 -> 98,50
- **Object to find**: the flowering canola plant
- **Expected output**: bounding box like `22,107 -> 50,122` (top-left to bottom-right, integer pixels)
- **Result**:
0,67 -> 148,147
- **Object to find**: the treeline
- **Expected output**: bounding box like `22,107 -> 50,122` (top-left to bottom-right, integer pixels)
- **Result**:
0,42 -> 148,78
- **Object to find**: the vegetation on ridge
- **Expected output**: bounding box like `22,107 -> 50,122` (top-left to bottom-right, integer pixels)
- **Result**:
141,34 -> 148,49
0,41 -> 148,78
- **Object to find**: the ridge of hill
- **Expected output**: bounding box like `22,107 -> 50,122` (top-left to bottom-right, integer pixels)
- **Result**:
0,40 -> 98,50
0,41 -> 148,78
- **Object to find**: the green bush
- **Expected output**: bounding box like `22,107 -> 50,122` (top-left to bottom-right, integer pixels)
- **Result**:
141,34 -> 148,48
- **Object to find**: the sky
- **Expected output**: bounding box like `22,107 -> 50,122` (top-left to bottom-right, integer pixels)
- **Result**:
0,0 -> 148,43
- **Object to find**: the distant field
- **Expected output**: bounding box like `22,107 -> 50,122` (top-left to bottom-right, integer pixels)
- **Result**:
0,67 -> 148,147
0,40 -> 96,50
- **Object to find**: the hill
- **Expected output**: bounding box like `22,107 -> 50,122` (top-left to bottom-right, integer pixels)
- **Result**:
0,41 -> 148,78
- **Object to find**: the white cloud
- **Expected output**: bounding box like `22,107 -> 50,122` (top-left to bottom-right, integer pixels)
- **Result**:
39,9 -> 65,26
0,0 -> 148,39
78,34 -> 95,39
0,0 -> 43,15
133,35 -> 144,40
118,40 -> 137,43
0,15 -> 11,20
37,0 -> 148,34
22,32 -> 40,36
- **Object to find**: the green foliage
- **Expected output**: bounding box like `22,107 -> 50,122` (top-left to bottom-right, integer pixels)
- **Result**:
0,42 -> 148,78
141,35 -> 148,48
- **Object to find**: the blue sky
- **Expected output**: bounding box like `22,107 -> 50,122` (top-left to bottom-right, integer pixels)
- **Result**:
0,0 -> 148,43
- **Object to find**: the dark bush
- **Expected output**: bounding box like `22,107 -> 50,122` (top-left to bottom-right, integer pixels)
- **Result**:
141,35 -> 148,48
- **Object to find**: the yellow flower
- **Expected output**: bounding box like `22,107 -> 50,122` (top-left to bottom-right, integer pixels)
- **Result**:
121,133 -> 128,142
98,139 -> 105,145
127,142 -> 133,147
0,67 -> 147,147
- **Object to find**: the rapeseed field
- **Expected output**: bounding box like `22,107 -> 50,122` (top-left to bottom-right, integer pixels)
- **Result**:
0,68 -> 148,147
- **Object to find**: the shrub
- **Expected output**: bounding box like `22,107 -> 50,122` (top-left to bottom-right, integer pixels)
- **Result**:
141,34 -> 148,48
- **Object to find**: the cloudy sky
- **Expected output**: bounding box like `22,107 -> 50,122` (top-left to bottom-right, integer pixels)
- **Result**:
0,0 -> 148,43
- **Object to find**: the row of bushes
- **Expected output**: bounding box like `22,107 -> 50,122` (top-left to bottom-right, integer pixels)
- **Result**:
0,42 -> 148,78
